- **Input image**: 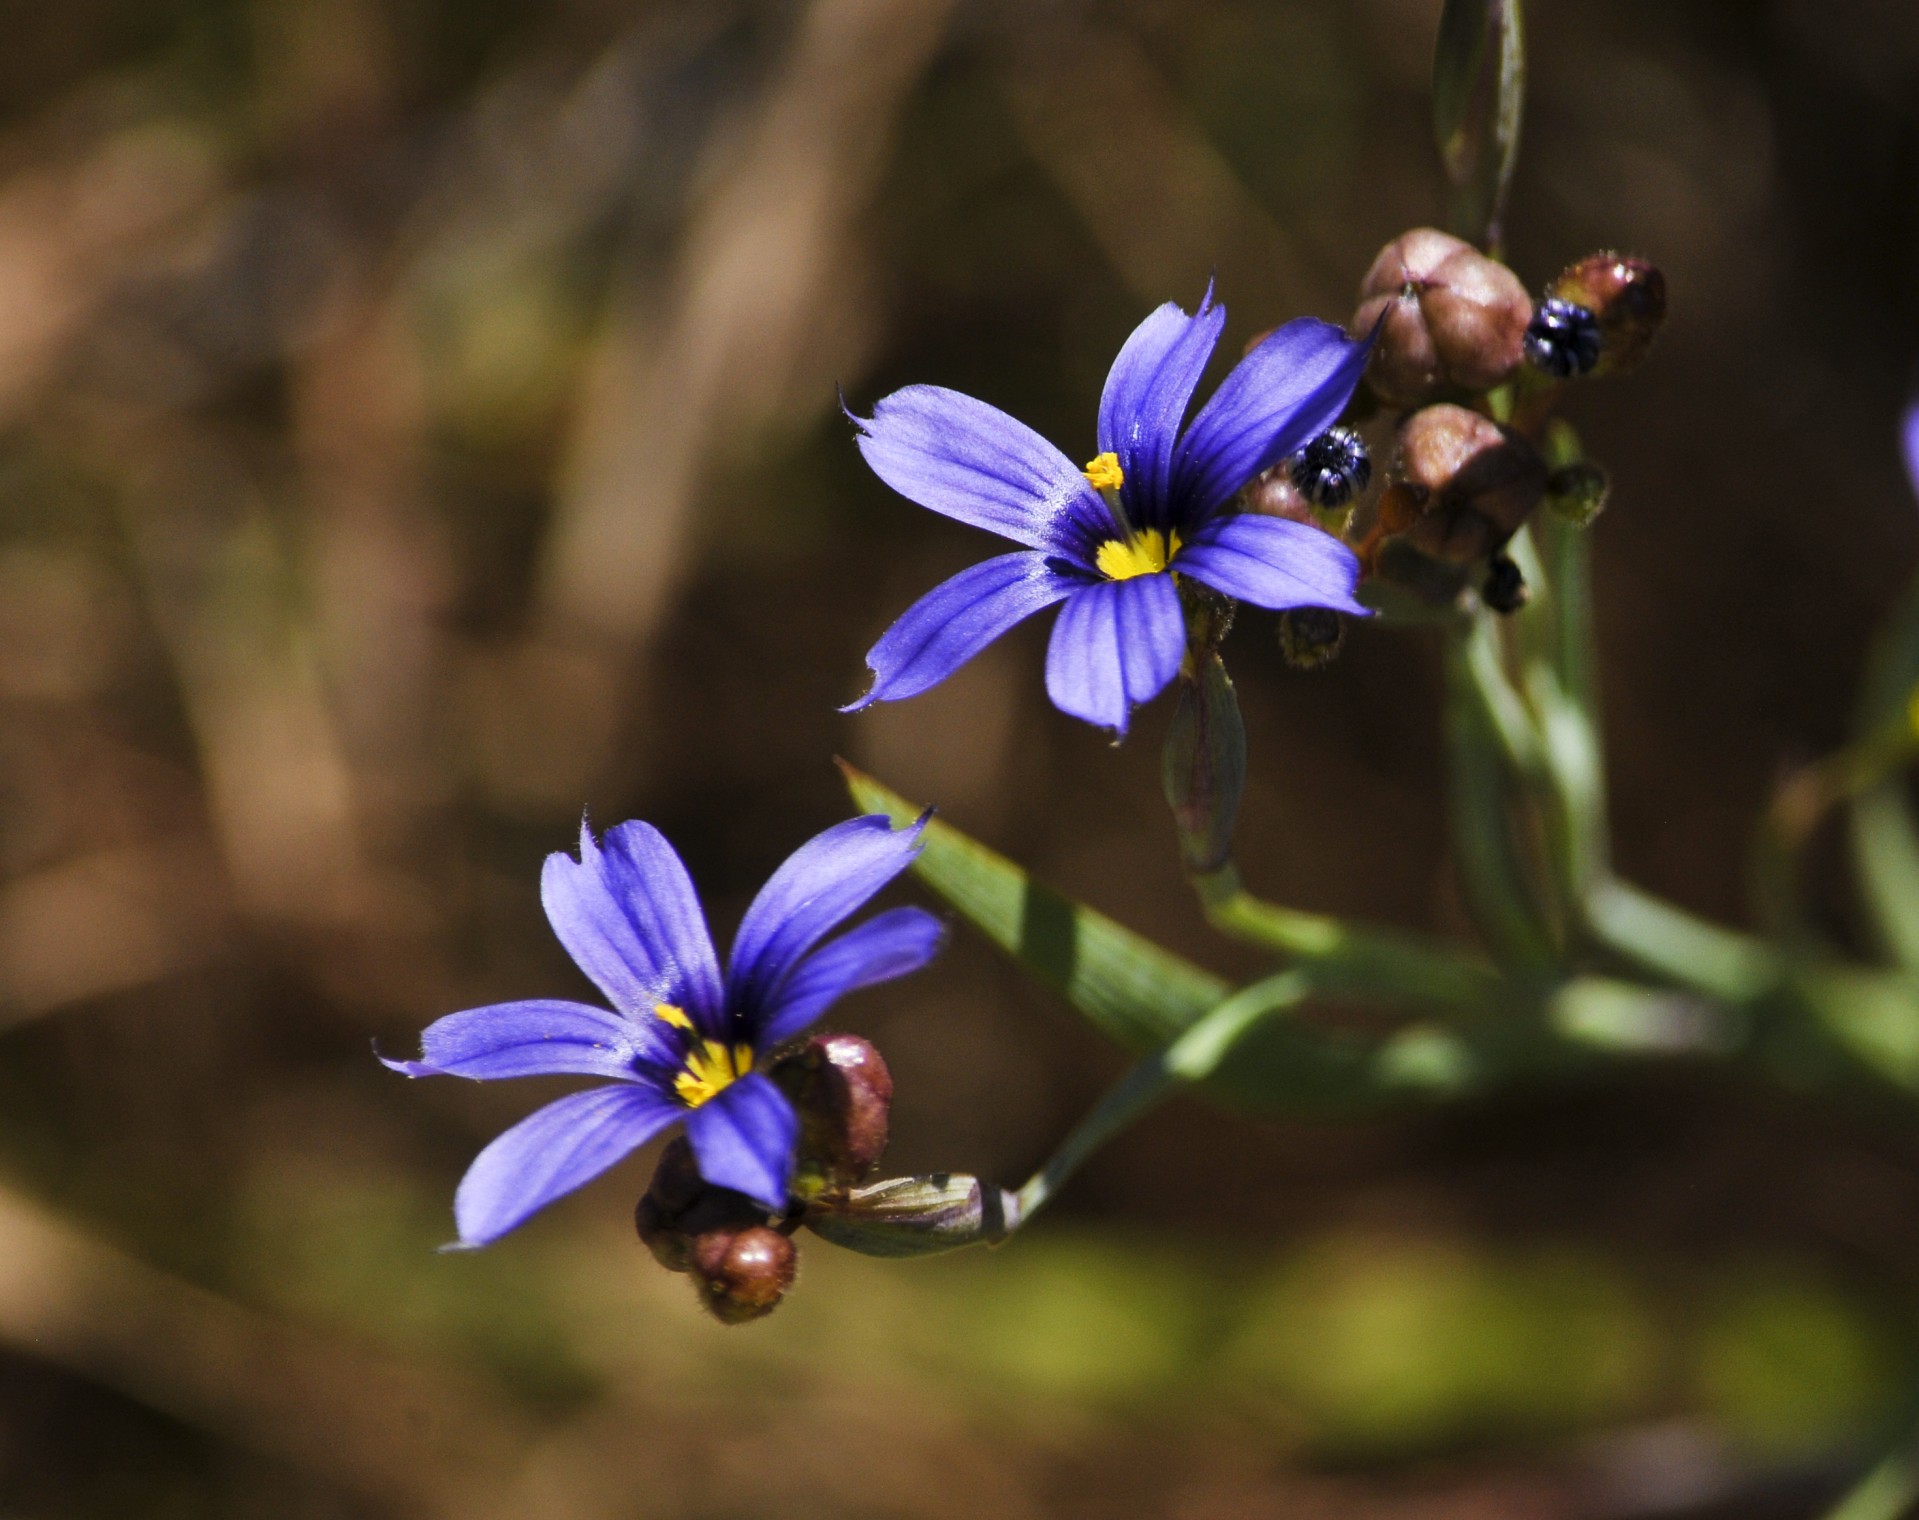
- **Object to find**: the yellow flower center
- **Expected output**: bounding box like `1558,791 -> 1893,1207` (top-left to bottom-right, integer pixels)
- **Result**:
654,1003 -> 753,1107
1095,527 -> 1180,581
1082,451 -> 1125,491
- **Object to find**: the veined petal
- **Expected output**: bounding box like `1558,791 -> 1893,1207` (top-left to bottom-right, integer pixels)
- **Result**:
684,1072 -> 799,1211
1177,513 -> 1370,614
727,814 -> 926,1023
1173,318 -> 1371,520
1097,287 -> 1225,530
1043,574 -> 1185,736
757,906 -> 945,1049
541,821 -> 725,1028
452,1084 -> 679,1247
851,386 -> 1108,557
846,551 -> 1084,710
380,999 -> 668,1082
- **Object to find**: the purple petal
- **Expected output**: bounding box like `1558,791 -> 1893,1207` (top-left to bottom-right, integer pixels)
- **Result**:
851,386 -> 1109,558
1043,574 -> 1186,736
1097,287 -> 1226,531
1172,318 -> 1371,520
846,551 -> 1085,709
452,1084 -> 679,1247
541,820 -> 725,1028
1177,513 -> 1370,615
727,814 -> 926,1024
684,1072 -> 799,1210
758,906 -> 945,1049
1902,397 -> 1919,505
380,999 -> 668,1082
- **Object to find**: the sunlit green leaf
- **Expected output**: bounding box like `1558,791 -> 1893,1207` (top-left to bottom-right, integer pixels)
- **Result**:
841,762 -> 1228,1051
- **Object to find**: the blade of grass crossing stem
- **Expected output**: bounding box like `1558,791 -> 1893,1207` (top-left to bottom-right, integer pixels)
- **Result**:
840,762 -> 1228,1050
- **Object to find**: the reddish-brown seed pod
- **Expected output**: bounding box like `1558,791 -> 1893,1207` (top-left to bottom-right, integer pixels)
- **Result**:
1394,403 -> 1547,564
1352,228 -> 1533,406
772,1033 -> 894,1198
1547,252 -> 1666,376
689,1225 -> 798,1325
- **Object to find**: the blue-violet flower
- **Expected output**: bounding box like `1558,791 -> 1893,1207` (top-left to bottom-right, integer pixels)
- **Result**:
846,287 -> 1372,735
384,813 -> 941,1246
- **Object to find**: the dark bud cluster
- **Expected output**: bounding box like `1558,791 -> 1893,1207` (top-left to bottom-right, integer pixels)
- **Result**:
1277,607 -> 1347,671
1289,427 -> 1372,511
1352,228 -> 1533,407
636,1032 -> 896,1324
1523,298 -> 1602,379
1481,554 -> 1529,615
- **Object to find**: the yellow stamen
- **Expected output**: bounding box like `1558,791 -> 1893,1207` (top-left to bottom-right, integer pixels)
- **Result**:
1095,527 -> 1180,581
674,1039 -> 756,1108
653,1002 -> 694,1031
1082,451 -> 1125,492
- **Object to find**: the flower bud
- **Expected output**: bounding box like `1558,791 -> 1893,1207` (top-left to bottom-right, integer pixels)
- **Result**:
1352,228 -> 1533,407
1289,427 -> 1372,510
1277,607 -> 1347,670
1394,403 -> 1547,564
802,1173 -> 1018,1258
1482,553 -> 1528,614
1547,252 -> 1665,375
771,1033 -> 893,1198
1522,297 -> 1602,379
1545,460 -> 1609,526
1161,649 -> 1246,874
688,1224 -> 797,1324
634,1136 -> 766,1273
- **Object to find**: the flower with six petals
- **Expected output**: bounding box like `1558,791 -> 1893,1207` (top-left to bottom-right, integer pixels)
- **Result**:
846,288 -> 1373,735
384,813 -> 941,1246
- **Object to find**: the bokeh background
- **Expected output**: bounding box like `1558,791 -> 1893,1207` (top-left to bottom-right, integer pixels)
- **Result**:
3,0 -> 1919,1514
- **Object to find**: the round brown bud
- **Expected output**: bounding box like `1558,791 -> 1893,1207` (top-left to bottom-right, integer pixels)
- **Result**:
1395,403 -> 1546,564
772,1033 -> 893,1199
1547,253 -> 1665,376
1241,462 -> 1353,537
689,1225 -> 797,1325
634,1137 -> 767,1273
1277,608 -> 1347,670
1353,228 -> 1532,407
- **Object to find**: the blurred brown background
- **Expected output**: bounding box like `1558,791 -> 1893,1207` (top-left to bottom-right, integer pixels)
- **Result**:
3,0 -> 1919,1515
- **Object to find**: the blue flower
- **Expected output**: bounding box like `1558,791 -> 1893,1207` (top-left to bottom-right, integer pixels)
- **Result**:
846,288 -> 1373,735
384,814 -> 941,1245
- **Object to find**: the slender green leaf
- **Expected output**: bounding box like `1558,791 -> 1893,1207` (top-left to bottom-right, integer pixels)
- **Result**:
841,762 -> 1227,1050
1433,0 -> 1525,249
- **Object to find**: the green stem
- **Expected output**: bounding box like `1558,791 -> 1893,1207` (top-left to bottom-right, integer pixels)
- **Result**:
1011,1054 -> 1177,1224
1821,1447 -> 1919,1520
1584,875 -> 1779,1006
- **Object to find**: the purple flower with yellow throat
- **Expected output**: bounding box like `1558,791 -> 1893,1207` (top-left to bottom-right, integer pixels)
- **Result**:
846,288 -> 1373,735
384,813 -> 940,1246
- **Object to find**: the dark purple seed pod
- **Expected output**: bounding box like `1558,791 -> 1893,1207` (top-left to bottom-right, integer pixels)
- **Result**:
1523,298 -> 1602,379
1289,427 -> 1372,510
1482,554 -> 1529,614
1277,607 -> 1347,670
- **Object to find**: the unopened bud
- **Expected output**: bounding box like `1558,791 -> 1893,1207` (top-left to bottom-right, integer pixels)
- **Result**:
771,1033 -> 893,1199
802,1173 -> 1018,1258
1395,403 -> 1547,563
1277,607 -> 1347,670
1482,554 -> 1528,614
1353,228 -> 1532,407
635,1136 -> 766,1273
1523,298 -> 1602,379
689,1224 -> 797,1324
1289,427 -> 1372,510
1162,650 -> 1246,874
1545,460 -> 1609,526
1548,252 -> 1665,375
